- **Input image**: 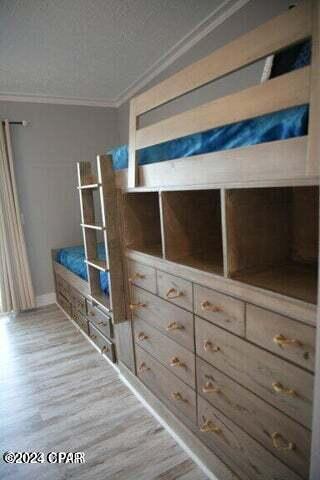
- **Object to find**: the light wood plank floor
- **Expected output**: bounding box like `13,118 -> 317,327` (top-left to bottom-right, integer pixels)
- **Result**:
0,304 -> 208,480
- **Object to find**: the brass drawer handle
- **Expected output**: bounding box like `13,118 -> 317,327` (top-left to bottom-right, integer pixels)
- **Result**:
129,273 -> 145,283
138,362 -> 150,373
202,381 -> 220,394
90,334 -> 97,340
166,288 -> 183,299
101,345 -> 109,354
171,392 -> 188,403
98,321 -> 107,327
90,311 -> 95,317
201,300 -> 222,313
170,356 -> 185,368
272,382 -> 296,397
200,419 -> 222,434
273,334 -> 302,349
129,303 -> 146,311
137,332 -> 148,341
203,340 -> 220,352
271,432 -> 295,451
166,321 -> 184,331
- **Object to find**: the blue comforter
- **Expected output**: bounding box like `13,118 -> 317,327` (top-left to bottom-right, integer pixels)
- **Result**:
56,244 -> 109,294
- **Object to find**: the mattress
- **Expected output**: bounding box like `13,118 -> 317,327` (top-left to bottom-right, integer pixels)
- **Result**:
56,243 -> 109,294
110,104 -> 308,170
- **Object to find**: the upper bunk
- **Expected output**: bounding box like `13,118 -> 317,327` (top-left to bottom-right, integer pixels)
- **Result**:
113,0 -> 319,192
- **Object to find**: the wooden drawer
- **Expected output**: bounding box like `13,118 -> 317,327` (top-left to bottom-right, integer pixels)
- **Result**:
198,396 -> 301,480
87,303 -> 113,339
70,288 -> 87,315
195,316 -> 313,428
57,292 -> 72,317
131,286 -> 194,351
127,259 -> 157,294
89,323 -> 116,363
134,319 -> 195,388
197,357 -> 310,479
136,345 -> 196,425
56,274 -> 71,300
157,270 -> 193,311
72,309 -> 89,335
247,304 -> 315,372
194,284 -> 245,336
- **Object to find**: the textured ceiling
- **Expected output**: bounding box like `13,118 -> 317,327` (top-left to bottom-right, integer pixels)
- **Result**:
0,0 -> 229,105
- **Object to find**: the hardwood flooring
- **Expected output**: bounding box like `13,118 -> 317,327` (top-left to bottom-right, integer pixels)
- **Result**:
0,304 -> 208,480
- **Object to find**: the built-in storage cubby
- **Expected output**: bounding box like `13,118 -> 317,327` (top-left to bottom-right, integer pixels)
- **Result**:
226,186 -> 319,304
124,192 -> 162,257
162,190 -> 224,275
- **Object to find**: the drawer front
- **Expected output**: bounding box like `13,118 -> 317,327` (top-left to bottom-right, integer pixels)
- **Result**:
136,346 -> 196,425
197,358 -> 310,478
134,319 -> 195,388
70,288 -> 87,315
247,304 -> 315,372
89,323 -> 116,363
57,292 -> 72,317
131,287 -> 194,351
56,274 -> 71,300
73,309 -> 89,335
127,259 -> 157,294
87,303 -> 113,339
194,284 -> 245,336
157,270 -> 193,311
195,316 -> 313,428
198,396 -> 301,480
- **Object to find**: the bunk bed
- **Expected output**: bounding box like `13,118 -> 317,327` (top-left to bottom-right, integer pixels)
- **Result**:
53,2 -> 319,478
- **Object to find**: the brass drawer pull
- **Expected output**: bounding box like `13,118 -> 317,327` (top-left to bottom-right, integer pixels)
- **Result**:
202,381 -> 220,394
90,311 -> 95,317
166,288 -> 183,299
166,321 -> 184,331
201,300 -> 222,313
129,302 -> 146,311
170,356 -> 185,368
273,334 -> 302,348
129,273 -> 145,283
171,392 -> 188,403
137,332 -> 148,341
203,340 -> 220,352
101,345 -> 109,354
272,382 -> 296,397
98,321 -> 107,327
90,334 -> 97,340
271,432 -> 295,451
138,362 -> 150,373
200,419 -> 222,434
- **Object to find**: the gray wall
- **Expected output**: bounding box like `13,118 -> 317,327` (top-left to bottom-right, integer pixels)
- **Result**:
117,0 -> 298,143
0,102 -> 119,297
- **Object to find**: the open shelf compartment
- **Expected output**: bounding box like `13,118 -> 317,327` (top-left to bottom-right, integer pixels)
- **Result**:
123,192 -> 163,257
226,186 -> 319,304
161,189 -> 224,275
88,264 -> 111,311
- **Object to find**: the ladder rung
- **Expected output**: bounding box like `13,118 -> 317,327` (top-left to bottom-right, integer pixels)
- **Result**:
81,223 -> 105,231
77,183 -> 101,190
85,259 -> 108,272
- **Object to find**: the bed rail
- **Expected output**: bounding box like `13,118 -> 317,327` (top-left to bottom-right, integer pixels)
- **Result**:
127,0 -> 318,189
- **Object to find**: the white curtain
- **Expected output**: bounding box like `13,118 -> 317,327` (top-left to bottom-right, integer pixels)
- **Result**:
0,120 -> 35,312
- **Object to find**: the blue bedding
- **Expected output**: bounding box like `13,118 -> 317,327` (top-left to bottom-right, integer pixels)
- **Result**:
56,244 -> 109,294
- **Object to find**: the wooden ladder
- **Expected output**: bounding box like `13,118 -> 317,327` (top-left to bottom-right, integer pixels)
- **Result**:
77,155 -> 125,324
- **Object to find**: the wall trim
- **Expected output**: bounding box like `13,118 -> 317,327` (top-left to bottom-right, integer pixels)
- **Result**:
0,0 -> 250,109
36,292 -> 56,307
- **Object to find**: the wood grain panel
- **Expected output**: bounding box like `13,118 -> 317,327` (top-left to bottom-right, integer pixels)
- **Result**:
198,396 -> 302,480
134,319 -> 195,388
157,270 -> 193,312
89,322 -> 116,363
247,304 -> 315,372
136,67 -> 310,150
87,303 -> 113,339
127,259 -> 157,294
136,346 -> 197,425
195,316 -> 313,428
131,286 -> 194,351
197,358 -> 311,478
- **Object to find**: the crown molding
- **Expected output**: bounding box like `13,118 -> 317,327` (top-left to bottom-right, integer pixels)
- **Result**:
0,93 -> 117,108
0,0 -> 250,109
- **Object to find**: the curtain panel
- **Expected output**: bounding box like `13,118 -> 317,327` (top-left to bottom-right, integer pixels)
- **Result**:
0,120 -> 35,312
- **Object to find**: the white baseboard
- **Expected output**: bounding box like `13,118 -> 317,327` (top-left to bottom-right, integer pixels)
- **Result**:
36,292 -> 56,307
